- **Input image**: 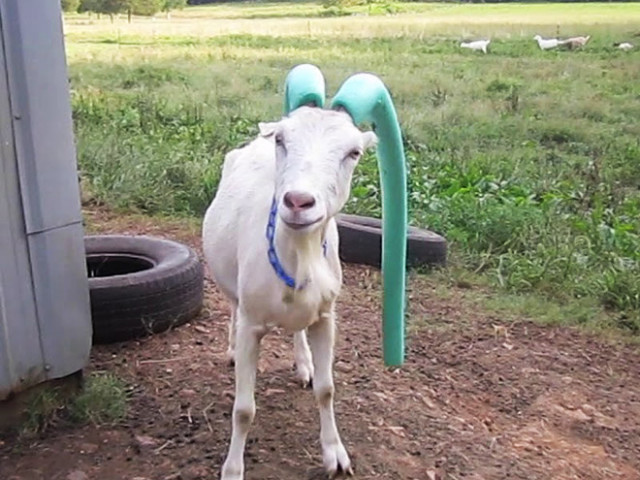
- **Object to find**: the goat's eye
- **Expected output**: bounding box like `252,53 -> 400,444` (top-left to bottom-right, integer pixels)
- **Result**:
275,134 -> 284,146
347,149 -> 362,161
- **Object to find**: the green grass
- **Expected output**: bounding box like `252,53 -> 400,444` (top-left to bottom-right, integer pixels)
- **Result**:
19,388 -> 66,437
18,373 -> 127,438
65,3 -> 640,333
68,373 -> 128,425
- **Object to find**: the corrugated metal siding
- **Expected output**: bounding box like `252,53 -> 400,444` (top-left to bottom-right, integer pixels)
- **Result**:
0,18 -> 46,399
0,0 -> 91,400
1,0 -> 83,234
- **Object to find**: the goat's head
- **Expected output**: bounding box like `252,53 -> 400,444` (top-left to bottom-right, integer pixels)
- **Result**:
259,106 -> 377,234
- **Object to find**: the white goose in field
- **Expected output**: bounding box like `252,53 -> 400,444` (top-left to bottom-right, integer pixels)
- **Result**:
460,39 -> 491,54
534,35 -> 560,50
614,42 -> 634,51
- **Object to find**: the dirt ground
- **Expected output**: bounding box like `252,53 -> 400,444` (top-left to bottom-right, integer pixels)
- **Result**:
1,209 -> 640,480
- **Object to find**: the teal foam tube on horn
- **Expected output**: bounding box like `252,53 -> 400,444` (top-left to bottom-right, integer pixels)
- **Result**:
284,66 -> 407,366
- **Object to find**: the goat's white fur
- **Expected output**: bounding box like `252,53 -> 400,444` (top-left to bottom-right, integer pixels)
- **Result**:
203,106 -> 377,480
460,39 -> 491,54
559,35 -> 591,49
615,42 -> 633,51
534,34 -> 560,50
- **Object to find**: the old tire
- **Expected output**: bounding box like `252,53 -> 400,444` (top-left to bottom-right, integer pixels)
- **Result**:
86,235 -> 204,344
336,214 -> 447,268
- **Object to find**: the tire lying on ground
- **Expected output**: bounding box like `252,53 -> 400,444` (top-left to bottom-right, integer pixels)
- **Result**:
336,214 -> 447,268
86,235 -> 204,344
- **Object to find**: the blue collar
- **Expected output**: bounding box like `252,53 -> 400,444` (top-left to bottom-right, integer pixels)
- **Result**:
266,197 -> 327,290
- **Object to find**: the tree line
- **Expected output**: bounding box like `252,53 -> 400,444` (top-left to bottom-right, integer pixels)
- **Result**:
62,0 -> 634,16
61,0 -> 188,16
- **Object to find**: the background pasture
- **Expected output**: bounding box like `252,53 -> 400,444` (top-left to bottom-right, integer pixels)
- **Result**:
65,2 -> 640,332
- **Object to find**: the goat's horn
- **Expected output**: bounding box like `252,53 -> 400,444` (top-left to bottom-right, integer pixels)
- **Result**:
331,73 -> 407,367
284,64 -> 325,113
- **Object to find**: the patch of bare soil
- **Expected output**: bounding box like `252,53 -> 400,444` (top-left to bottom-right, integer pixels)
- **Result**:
1,209 -> 639,480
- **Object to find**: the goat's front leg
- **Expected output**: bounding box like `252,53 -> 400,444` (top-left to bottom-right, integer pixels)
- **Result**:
293,330 -> 314,388
221,311 -> 263,480
307,311 -> 352,477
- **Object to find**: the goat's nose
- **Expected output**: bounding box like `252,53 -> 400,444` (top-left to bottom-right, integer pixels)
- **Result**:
283,191 -> 316,211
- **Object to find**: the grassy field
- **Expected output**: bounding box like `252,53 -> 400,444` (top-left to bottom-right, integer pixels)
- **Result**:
64,2 -> 640,332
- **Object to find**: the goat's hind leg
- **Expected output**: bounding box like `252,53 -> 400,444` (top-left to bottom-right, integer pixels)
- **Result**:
226,301 -> 238,365
307,309 -> 352,477
221,310 -> 263,480
293,330 -> 314,388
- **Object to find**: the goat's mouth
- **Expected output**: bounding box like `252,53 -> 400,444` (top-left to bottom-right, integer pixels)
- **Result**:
282,217 -> 323,231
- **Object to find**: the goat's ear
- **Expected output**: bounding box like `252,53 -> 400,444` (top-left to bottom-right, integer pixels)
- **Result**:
259,122 -> 279,138
362,131 -> 378,151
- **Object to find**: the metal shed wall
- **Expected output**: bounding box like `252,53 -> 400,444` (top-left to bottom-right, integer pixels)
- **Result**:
0,0 -> 91,400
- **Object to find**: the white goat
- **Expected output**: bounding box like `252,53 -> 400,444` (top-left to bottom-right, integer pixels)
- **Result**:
614,42 -> 634,51
534,34 -> 560,50
460,39 -> 491,54
202,106 -> 377,480
559,35 -> 591,50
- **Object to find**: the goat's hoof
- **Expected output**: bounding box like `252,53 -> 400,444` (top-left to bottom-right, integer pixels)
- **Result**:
327,465 -> 354,479
323,442 -> 352,478
221,460 -> 243,480
327,466 -> 353,479
226,349 -> 235,366
221,474 -> 242,480
296,364 -> 314,389
341,466 -> 355,477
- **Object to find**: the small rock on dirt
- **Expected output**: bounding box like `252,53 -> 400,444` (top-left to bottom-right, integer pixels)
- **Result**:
135,434 -> 158,449
179,388 -> 197,398
335,361 -> 354,373
79,442 -> 99,454
66,471 -> 88,480
427,469 -> 445,480
264,388 -> 286,397
183,465 -> 209,480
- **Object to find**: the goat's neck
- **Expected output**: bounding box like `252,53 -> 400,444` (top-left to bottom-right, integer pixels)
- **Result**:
274,218 -> 327,286
272,217 -> 340,306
